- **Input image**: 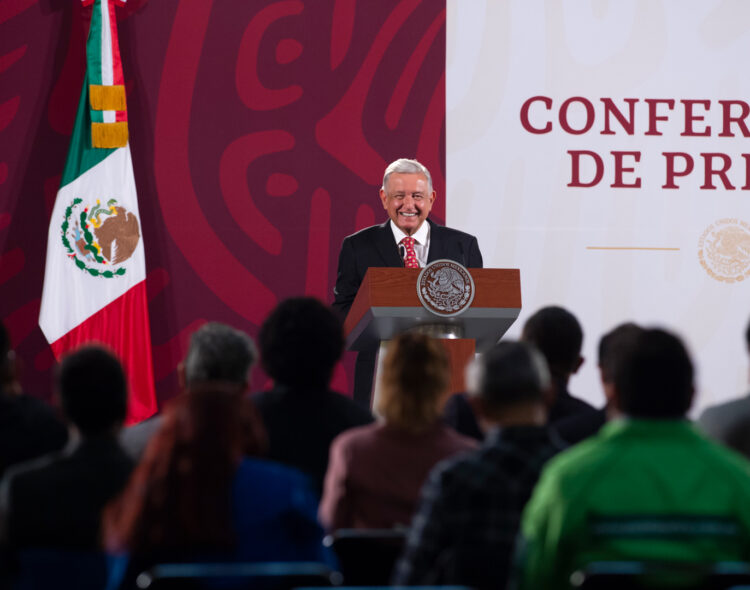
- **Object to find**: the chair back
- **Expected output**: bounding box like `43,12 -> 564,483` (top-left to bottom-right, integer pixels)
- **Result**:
10,548 -> 108,590
296,586 -> 475,590
324,528 -> 407,586
571,561 -> 750,589
135,560 -> 341,589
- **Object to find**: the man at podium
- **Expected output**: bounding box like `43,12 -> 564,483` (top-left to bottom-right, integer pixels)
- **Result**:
333,158 -> 483,405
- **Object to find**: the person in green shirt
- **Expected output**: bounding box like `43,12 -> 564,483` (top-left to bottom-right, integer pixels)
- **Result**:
515,327 -> 750,590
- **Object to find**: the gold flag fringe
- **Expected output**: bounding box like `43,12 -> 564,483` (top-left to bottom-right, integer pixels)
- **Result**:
89,84 -> 127,111
92,122 -> 128,148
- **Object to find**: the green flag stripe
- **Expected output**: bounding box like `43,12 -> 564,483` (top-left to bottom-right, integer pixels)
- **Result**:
60,71 -> 115,188
86,0 -> 104,87
91,107 -> 104,124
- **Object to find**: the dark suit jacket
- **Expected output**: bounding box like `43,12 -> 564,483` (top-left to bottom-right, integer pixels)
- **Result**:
0,391 -> 68,479
552,407 -> 607,446
547,381 -> 599,425
698,394 -> 750,458
1,434 -> 134,550
252,386 -> 374,497
333,218 -> 483,316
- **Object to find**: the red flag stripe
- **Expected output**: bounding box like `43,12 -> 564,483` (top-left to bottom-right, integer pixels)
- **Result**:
50,281 -> 157,425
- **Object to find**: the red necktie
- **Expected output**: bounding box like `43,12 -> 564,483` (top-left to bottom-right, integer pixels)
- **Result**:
401,236 -> 419,268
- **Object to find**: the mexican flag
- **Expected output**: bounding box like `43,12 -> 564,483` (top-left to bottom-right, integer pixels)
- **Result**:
39,0 -> 157,424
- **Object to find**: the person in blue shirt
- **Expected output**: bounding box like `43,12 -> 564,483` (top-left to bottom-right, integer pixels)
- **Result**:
104,383 -> 335,588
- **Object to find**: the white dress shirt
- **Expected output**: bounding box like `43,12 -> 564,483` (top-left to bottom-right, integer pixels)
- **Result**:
389,220 -> 431,268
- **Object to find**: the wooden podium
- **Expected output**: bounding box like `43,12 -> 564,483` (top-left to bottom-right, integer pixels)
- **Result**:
344,268 -> 522,403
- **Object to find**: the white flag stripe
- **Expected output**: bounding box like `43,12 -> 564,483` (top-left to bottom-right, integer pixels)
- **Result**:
39,146 -> 146,344
100,0 -> 114,86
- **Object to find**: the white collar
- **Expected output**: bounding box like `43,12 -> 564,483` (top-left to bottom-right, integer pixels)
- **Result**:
389,219 -> 430,245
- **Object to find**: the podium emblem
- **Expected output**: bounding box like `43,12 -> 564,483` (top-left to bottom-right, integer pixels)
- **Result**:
417,259 -> 475,317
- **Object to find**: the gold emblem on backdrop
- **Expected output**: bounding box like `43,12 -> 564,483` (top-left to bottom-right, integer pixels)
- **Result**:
698,219 -> 750,283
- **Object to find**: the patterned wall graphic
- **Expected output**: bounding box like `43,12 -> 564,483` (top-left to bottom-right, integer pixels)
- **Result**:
0,0 -> 446,405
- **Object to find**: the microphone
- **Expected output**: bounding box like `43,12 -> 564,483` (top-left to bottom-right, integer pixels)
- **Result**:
398,244 -> 406,267
458,242 -> 466,267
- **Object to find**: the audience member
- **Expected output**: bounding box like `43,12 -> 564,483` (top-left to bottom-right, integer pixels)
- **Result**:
554,322 -> 642,445
698,318 -> 750,456
104,384 -> 333,587
319,333 -> 477,530
441,391 -> 483,441
521,306 -> 599,423
515,328 -> 750,589
252,298 -> 373,495
0,321 -> 68,479
443,305 -> 601,442
394,341 -> 565,590
120,322 -> 257,459
0,346 -> 132,550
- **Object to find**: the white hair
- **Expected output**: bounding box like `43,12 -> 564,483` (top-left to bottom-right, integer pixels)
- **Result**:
466,341 -> 550,406
184,322 -> 256,385
382,158 -> 433,194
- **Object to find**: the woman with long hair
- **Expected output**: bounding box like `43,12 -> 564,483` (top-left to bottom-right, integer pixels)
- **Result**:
104,383 -> 332,587
318,332 -> 478,530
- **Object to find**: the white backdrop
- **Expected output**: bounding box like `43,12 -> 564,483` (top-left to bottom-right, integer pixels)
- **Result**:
446,0 -> 750,412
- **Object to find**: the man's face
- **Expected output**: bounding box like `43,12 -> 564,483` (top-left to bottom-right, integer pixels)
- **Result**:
379,173 -> 435,236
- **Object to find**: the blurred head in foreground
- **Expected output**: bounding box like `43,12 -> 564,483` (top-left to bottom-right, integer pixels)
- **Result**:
522,306 -> 583,382
58,345 -> 127,436
182,322 -> 257,389
467,340 -> 550,429
376,332 -> 450,433
613,327 -> 694,419
597,322 -> 643,405
259,297 -> 344,391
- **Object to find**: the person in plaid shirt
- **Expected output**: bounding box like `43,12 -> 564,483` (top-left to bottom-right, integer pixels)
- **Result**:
393,340 -> 566,590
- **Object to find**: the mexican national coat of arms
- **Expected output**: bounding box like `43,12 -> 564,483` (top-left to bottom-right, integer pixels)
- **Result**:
417,259 -> 475,317
61,197 -> 141,278
698,218 -> 750,283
